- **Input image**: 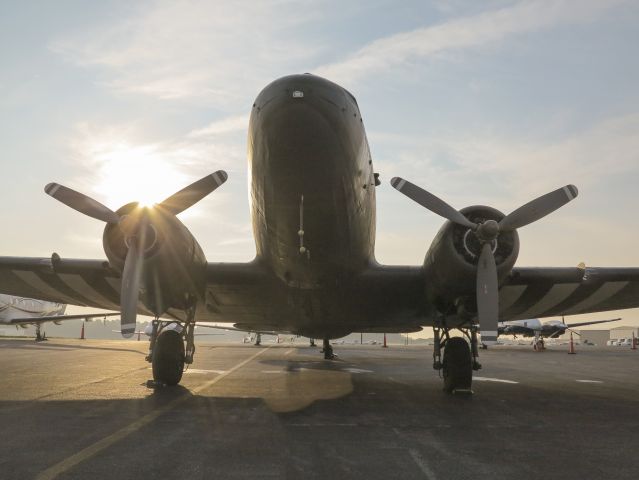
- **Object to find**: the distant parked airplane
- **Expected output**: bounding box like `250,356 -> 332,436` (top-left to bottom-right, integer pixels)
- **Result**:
495,317 -> 621,350
0,293 -> 118,341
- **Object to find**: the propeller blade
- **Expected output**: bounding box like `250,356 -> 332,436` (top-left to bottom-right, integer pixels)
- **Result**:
45,183 -> 120,224
120,232 -> 146,338
499,185 -> 578,231
159,170 -> 228,215
476,242 -> 499,345
390,177 -> 476,229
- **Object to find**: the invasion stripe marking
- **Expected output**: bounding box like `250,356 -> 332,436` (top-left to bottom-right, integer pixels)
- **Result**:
516,283 -> 580,319
34,271 -> 96,307
105,277 -> 122,294
104,277 -> 153,315
58,274 -> 119,310
502,283 -> 555,318
79,274 -> 121,306
563,281 -> 629,315
498,285 -> 527,313
12,271 -> 80,306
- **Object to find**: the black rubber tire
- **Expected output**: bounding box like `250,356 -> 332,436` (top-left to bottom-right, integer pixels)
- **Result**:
442,337 -> 472,393
152,330 -> 185,385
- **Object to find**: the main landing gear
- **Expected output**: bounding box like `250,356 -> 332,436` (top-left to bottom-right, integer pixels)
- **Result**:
321,338 -> 335,360
146,307 -> 196,386
35,324 -> 47,342
433,324 -> 482,394
533,336 -> 545,351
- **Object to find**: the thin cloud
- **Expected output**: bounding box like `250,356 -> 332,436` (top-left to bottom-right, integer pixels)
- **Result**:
188,115 -> 249,138
317,0 -> 628,84
49,0 -> 324,104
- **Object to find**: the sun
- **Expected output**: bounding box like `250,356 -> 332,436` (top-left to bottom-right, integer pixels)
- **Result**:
90,142 -> 190,210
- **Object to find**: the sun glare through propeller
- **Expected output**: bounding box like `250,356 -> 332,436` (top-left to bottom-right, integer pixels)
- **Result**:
45,171 -> 228,338
390,177 -> 578,345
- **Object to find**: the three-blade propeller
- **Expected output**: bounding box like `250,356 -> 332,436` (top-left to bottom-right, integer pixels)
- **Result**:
390,177 -> 578,345
45,171 -> 228,337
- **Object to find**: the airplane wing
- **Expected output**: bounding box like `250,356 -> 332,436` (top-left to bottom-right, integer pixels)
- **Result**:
1,256 -> 639,332
0,256 -> 270,324
195,322 -> 281,336
499,267 -> 639,321
565,317 -> 622,328
9,312 -> 119,325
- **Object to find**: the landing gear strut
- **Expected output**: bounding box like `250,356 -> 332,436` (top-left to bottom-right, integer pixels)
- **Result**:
254,333 -> 262,346
309,338 -> 315,347
35,324 -> 46,342
433,322 -> 481,394
322,338 -> 335,360
533,336 -> 545,351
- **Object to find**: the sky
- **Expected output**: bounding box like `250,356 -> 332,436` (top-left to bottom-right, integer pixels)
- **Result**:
1,0 -> 639,327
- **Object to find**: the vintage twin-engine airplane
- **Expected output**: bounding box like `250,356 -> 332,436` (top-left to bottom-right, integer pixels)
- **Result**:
497,316 -> 621,350
0,293 -> 118,340
1,74 -> 639,393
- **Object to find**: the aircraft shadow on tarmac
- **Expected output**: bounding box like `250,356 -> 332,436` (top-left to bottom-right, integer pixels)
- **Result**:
0,339 -> 146,355
2,378 -> 639,480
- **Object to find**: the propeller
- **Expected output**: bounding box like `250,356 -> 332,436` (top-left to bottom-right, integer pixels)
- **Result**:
45,171 -> 228,337
390,177 -> 578,345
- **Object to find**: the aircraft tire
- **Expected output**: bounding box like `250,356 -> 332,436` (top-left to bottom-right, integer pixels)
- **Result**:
152,330 -> 185,385
442,337 -> 472,393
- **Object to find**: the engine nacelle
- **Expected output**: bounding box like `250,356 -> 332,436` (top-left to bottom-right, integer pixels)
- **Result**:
423,205 -> 519,316
102,202 -> 207,317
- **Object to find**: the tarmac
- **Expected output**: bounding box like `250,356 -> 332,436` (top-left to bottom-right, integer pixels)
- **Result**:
0,338 -> 638,479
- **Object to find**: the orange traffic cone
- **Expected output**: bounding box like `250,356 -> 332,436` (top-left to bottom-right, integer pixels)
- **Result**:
80,322 -> 85,340
568,332 -> 575,354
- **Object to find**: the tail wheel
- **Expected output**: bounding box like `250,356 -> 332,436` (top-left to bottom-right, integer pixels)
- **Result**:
442,337 -> 472,393
152,330 -> 185,385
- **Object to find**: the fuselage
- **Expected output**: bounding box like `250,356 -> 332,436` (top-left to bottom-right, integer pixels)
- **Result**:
249,74 -> 377,289
0,294 -> 65,324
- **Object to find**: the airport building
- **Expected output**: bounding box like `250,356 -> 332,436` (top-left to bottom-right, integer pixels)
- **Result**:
574,326 -> 639,346
576,329 -> 610,346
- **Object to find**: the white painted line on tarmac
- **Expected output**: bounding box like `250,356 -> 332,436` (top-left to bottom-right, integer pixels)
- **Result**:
409,448 -> 438,480
261,370 -> 284,374
284,349 -> 294,356
342,368 -> 374,374
473,377 -> 519,384
183,369 -> 226,375
576,379 -> 603,383
36,347 -> 271,480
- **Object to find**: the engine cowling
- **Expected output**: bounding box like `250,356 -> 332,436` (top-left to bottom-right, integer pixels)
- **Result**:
102,202 -> 207,317
423,205 -> 519,317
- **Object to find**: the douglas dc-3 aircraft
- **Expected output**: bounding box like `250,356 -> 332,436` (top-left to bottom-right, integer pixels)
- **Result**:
2,74 -> 639,393
0,293 -> 118,340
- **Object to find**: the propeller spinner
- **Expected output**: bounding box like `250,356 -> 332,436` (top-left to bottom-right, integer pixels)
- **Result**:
45,171 -> 228,337
390,177 -> 578,345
